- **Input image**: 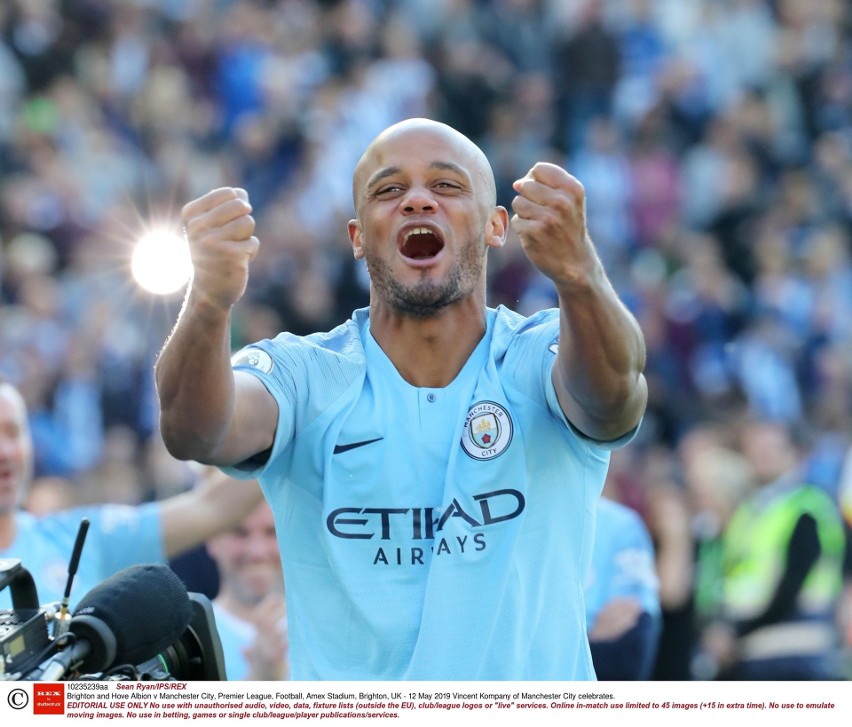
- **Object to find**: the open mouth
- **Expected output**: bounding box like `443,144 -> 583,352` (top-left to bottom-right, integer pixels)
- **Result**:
399,226 -> 444,261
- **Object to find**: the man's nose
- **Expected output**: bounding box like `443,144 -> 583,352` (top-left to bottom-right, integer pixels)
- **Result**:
244,535 -> 276,560
401,187 -> 436,214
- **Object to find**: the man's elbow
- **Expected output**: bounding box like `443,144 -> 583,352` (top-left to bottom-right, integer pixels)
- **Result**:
159,418 -> 221,464
559,371 -> 648,441
608,373 -> 648,434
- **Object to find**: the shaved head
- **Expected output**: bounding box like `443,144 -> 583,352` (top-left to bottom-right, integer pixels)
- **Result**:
352,118 -> 497,212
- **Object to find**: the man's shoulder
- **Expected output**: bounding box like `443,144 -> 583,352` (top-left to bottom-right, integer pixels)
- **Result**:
231,313 -> 369,413
14,508 -> 89,537
10,504 -> 154,553
235,310 -> 368,369
303,309 -> 368,357
491,304 -> 558,329
20,504 -> 156,530
263,313 -> 364,354
489,305 -> 560,357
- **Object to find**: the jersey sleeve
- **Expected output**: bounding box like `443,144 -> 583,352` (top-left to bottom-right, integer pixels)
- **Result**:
224,322 -> 367,479
497,307 -> 640,451
224,338 -> 301,478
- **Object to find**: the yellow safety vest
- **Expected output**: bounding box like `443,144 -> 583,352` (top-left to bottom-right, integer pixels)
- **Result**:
721,483 -> 844,620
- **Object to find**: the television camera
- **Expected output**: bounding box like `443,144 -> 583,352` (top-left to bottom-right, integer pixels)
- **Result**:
0,557 -> 227,681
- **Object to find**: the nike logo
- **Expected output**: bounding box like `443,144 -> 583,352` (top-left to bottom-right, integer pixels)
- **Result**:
333,437 -> 384,454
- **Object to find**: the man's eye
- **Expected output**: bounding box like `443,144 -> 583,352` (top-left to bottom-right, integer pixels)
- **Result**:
376,185 -> 403,195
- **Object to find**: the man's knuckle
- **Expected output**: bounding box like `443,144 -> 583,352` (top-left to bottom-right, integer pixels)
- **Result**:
550,195 -> 573,215
184,217 -> 204,238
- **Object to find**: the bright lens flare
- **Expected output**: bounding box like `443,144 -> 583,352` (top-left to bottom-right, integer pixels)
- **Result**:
131,229 -> 191,296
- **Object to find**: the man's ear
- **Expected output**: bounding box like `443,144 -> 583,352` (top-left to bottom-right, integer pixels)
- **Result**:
486,206 -> 509,250
348,219 -> 365,260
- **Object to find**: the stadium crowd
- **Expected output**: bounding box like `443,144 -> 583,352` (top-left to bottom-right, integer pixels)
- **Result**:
0,0 -> 850,679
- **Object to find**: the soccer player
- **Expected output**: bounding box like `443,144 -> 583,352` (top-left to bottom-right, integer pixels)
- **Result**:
156,118 -> 647,679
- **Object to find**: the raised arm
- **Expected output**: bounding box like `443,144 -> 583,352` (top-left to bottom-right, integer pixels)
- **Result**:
511,163 -> 647,441
158,469 -> 266,558
155,187 -> 277,466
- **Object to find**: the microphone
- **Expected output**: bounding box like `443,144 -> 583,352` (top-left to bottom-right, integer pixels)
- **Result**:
39,619 -> 115,681
56,518 -> 90,636
39,563 -> 193,680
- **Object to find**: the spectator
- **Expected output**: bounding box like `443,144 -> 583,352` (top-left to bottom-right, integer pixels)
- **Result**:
207,491 -> 288,681
586,494 -> 661,680
685,442 -> 756,679
0,379 -> 264,611
704,419 -> 847,680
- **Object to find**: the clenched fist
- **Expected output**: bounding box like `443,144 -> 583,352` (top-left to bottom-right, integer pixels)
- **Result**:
181,187 -> 259,311
510,163 -> 601,290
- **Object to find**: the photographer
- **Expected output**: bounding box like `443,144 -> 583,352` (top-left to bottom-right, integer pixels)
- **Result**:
0,379 -> 264,611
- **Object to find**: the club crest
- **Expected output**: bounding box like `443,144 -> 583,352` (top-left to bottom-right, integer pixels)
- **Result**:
461,401 -> 513,460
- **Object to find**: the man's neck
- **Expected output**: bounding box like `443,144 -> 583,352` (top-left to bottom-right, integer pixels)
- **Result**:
368,300 -> 487,388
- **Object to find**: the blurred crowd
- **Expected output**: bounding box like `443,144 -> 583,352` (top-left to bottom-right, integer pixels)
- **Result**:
0,0 -> 850,679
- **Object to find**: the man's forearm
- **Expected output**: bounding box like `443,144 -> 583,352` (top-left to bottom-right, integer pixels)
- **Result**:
554,267 -> 647,440
155,292 -> 237,462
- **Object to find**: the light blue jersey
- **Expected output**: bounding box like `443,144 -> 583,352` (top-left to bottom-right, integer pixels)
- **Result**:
228,306 -> 635,680
212,604 -> 255,681
213,603 -> 288,680
0,505 -> 164,612
585,498 -> 660,626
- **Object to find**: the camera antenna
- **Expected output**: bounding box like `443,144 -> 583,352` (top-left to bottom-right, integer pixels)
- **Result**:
55,518 -> 90,636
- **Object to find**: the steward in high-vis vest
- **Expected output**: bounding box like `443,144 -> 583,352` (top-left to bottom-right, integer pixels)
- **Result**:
719,478 -> 845,680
